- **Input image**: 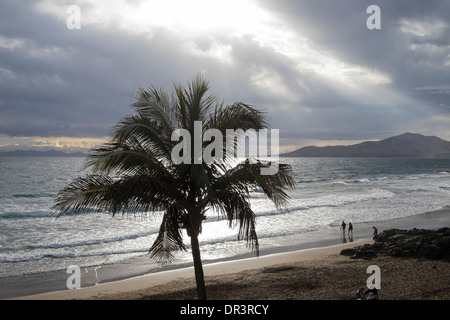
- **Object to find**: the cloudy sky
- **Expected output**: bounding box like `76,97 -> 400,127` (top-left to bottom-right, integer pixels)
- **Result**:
1,0 -> 449,153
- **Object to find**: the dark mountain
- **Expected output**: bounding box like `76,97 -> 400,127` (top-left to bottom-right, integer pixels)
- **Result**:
281,133 -> 450,158
0,150 -> 87,157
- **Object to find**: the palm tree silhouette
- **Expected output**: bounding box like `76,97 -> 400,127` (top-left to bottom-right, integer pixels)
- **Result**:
53,74 -> 295,299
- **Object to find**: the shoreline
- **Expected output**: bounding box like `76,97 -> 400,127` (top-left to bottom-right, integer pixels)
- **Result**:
4,207 -> 449,300
11,239 -> 373,300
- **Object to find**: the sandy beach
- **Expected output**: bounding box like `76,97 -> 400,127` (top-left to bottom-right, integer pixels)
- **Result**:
2,208 -> 448,302
11,237 -> 449,301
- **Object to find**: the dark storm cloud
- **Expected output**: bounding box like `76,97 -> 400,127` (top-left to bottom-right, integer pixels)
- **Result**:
256,0 -> 450,140
0,0 -> 449,149
0,1 -> 192,137
0,1 -> 121,137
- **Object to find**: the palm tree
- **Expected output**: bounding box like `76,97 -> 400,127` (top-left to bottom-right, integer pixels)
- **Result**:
53,74 -> 295,300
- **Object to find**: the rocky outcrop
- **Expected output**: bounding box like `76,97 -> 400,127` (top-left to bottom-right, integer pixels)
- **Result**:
340,228 -> 450,261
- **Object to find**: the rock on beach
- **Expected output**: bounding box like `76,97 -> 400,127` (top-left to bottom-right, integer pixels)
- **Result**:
340,227 -> 450,261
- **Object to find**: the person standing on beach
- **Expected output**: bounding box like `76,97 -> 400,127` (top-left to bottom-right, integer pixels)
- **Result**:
340,221 -> 346,236
348,222 -> 353,238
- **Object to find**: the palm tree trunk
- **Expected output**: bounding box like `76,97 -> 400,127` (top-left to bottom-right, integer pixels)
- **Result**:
190,233 -> 207,300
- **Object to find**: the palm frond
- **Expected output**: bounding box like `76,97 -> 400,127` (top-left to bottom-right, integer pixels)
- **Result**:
52,174 -> 115,216
111,114 -> 173,159
85,136 -> 170,177
216,161 -> 295,210
237,206 -> 259,255
174,84 -> 189,129
208,184 -> 259,255
149,206 -> 187,262
102,173 -> 180,214
53,170 -> 181,217
204,102 -> 270,168
206,160 -> 295,255
186,74 -> 217,122
132,86 -> 177,131
207,102 -> 269,133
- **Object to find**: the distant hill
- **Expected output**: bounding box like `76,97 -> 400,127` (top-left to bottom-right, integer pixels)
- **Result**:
281,133 -> 450,158
0,150 -> 87,157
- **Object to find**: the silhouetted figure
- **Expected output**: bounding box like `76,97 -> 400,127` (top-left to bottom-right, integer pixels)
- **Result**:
372,226 -> 378,241
348,222 -> 353,241
340,221 -> 347,242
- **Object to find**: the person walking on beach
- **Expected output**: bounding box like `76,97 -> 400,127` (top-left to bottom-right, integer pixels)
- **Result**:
340,221 -> 346,233
348,222 -> 353,238
340,221 -> 346,239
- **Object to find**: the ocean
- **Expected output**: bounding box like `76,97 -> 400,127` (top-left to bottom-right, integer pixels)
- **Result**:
1,156 -> 450,296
